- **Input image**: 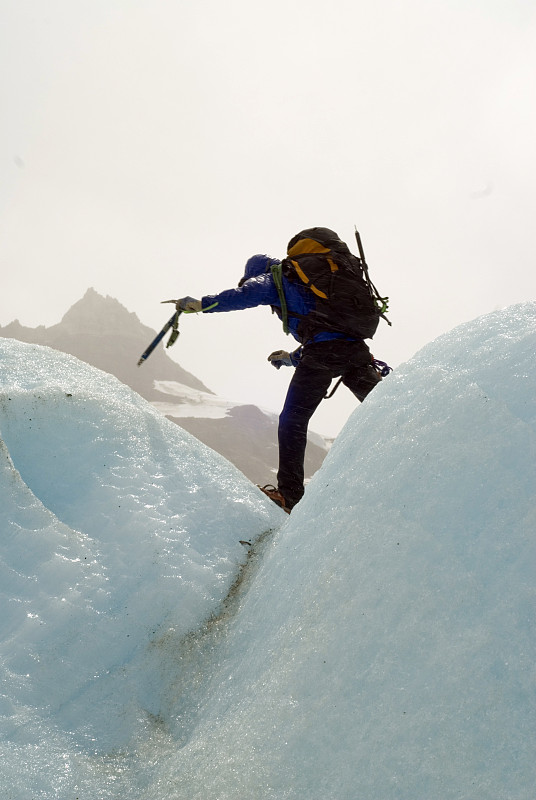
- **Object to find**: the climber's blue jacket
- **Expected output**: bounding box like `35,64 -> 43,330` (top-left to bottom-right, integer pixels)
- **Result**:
201,254 -> 357,346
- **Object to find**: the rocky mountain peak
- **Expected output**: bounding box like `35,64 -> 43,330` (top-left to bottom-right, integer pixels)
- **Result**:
59,288 -> 142,336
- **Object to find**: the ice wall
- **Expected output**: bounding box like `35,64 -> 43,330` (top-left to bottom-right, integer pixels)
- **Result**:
1,303 -> 535,800
0,339 -> 281,795
154,303 -> 536,800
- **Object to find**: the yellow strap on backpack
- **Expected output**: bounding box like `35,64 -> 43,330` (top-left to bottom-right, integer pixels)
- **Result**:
287,238 -> 339,300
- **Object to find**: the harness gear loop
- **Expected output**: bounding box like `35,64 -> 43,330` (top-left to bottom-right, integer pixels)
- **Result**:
324,357 -> 393,399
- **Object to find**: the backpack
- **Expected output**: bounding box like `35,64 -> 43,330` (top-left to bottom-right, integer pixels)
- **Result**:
272,227 -> 390,341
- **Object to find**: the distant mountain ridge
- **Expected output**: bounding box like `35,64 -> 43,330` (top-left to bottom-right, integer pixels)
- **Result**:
0,289 -> 328,483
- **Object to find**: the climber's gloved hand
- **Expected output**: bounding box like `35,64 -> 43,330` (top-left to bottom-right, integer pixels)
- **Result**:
267,349 -> 298,369
175,297 -> 203,313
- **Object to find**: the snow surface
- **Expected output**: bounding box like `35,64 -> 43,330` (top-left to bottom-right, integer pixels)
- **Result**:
1,303 -> 535,799
152,379 -> 241,419
152,379 -> 282,422
151,380 -> 329,451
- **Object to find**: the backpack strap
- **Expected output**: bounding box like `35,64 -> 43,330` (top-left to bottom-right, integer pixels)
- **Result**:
287,239 -> 340,300
288,258 -> 339,299
270,263 -> 290,334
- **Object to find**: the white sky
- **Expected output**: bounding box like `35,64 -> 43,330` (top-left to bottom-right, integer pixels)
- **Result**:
1,0 -> 535,436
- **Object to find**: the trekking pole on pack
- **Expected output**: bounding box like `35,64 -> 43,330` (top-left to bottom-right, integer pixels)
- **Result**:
354,227 -> 392,326
137,305 -> 182,366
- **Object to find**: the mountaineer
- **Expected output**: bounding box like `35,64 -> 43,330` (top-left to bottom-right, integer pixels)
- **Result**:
172,227 -> 391,513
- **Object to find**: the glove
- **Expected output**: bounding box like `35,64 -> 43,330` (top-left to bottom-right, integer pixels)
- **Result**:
267,349 -> 296,369
176,297 -> 203,313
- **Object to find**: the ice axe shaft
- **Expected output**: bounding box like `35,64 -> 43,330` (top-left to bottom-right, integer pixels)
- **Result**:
137,306 -> 181,366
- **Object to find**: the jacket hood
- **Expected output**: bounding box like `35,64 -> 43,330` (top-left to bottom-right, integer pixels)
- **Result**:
238,254 -> 281,287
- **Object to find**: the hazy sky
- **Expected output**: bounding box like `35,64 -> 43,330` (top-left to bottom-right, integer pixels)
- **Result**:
1,0 -> 535,436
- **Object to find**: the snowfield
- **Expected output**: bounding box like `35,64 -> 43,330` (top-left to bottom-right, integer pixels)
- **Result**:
1,303 -> 535,799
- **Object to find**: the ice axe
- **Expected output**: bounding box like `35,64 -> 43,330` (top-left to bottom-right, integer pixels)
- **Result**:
137,301 -> 182,366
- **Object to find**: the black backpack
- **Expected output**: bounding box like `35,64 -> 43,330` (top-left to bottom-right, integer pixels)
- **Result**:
272,227 -> 390,341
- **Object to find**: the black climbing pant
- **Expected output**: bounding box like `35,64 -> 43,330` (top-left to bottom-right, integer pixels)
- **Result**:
277,340 -> 382,509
